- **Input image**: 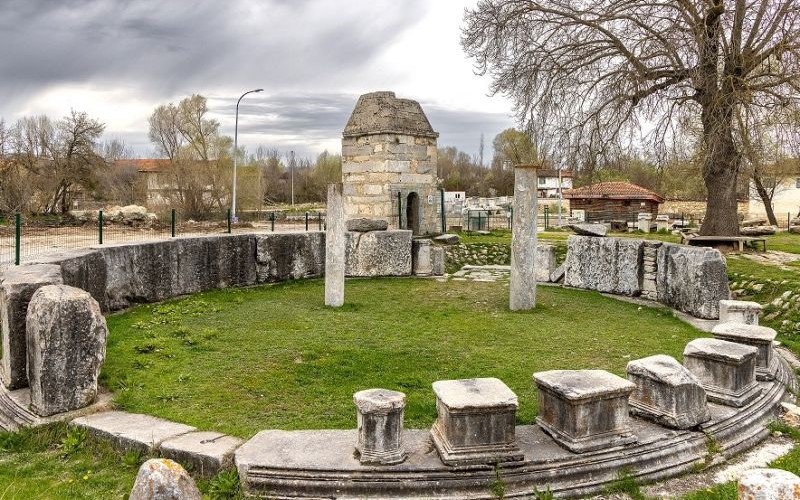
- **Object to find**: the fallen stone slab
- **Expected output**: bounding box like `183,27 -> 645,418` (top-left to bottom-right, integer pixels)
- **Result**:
567,223 -> 608,237
740,225 -> 777,236
433,234 -> 460,245
549,263 -> 565,283
72,411 -> 196,453
160,431 -> 243,477
657,243 -> 730,319
346,230 -> 412,277
0,264 -> 63,390
346,218 -> 388,232
129,458 -> 201,500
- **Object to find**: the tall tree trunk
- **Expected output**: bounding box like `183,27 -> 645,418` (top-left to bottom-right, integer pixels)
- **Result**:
699,143 -> 741,236
751,173 -> 779,226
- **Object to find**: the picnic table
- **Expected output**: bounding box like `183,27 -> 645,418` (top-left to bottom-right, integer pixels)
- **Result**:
681,235 -> 767,252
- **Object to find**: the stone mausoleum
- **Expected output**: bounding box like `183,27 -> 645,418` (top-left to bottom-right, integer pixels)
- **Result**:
342,91 -> 440,235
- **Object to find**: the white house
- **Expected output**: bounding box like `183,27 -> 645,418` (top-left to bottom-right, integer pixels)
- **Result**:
538,169 -> 573,199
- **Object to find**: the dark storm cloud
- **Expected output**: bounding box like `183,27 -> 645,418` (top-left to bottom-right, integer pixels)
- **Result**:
210,92 -> 515,159
0,0 -> 425,102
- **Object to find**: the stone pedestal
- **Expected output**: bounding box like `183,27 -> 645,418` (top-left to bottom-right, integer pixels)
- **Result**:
354,389 -> 406,465
412,239 -> 434,276
738,468 -> 800,499
626,355 -> 709,429
637,213 -> 653,232
719,300 -> 762,325
533,370 -> 636,453
711,323 -> 777,381
510,165 -> 538,311
430,378 -> 523,466
683,338 -> 760,408
655,214 -> 670,232
325,183 -> 346,307
26,285 -> 107,416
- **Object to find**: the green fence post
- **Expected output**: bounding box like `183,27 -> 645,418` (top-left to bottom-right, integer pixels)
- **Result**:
544,206 -> 550,230
305,211 -> 309,231
318,211 -> 322,231
397,191 -> 402,229
270,212 -> 275,232
98,210 -> 104,244
487,212 -> 490,231
510,207 -> 514,231
440,189 -> 446,233
171,209 -> 176,237
227,209 -> 232,234
14,213 -> 21,266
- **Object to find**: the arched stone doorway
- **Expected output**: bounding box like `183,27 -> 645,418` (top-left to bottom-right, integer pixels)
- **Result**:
406,192 -> 420,235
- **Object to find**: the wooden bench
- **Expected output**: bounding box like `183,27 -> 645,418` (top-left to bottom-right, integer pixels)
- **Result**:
681,235 -> 767,252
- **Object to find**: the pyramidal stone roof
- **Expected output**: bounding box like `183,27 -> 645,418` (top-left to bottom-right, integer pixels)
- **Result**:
343,91 -> 439,139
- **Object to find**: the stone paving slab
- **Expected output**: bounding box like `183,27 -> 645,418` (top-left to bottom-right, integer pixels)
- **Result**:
72,411 -> 196,453
160,431 -> 243,477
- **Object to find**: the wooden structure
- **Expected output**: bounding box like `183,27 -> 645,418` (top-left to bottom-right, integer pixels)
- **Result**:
563,182 -> 664,222
682,235 -> 767,252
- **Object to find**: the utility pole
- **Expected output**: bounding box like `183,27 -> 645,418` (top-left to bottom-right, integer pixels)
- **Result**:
290,150 -> 295,206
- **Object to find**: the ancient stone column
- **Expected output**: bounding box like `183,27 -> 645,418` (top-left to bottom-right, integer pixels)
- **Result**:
325,183 -> 346,307
510,164 -> 538,311
354,389 -> 406,465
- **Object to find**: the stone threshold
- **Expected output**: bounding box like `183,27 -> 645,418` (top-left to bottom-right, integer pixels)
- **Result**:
0,385 -> 113,431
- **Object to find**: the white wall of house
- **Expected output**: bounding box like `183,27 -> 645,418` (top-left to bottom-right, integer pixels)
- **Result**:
748,177 -> 800,219
538,175 -> 573,198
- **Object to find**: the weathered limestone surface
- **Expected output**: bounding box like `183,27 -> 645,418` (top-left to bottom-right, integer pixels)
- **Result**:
563,236 -> 644,295
354,389 -> 406,465
102,236 -> 257,311
431,246 -> 445,276
326,183 -> 346,307
431,378 -> 523,466
434,234 -> 460,245
346,230 -> 412,277
536,245 -> 556,283
641,241 -> 662,301
626,355 -> 709,429
26,285 -> 107,416
412,239 -> 434,276
712,322 -> 778,381
129,458 -> 201,500
510,165 -> 538,310
38,249 -> 109,311
160,431 -> 243,477
683,338 -> 760,407
567,223 -> 608,237
256,232 -> 325,283
738,468 -> 800,500
72,411 -> 196,453
657,243 -> 730,319
0,264 -> 63,390
347,218 -> 388,232
550,263 -> 565,284
533,370 -> 636,453
719,299 -> 762,325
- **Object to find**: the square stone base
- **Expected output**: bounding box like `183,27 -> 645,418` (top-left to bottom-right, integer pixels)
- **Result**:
629,399 -> 710,430
430,420 -> 523,467
356,446 -> 407,466
535,416 -> 636,454
704,381 -> 762,408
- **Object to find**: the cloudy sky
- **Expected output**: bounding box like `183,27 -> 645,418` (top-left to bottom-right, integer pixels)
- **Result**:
0,0 -> 516,160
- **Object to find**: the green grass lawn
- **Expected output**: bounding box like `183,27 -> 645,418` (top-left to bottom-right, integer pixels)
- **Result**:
101,278 -> 704,438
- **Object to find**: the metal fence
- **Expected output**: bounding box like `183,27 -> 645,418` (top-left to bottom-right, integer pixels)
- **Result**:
1,209 -> 328,268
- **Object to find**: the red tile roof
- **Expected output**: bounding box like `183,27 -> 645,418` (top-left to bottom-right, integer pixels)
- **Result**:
114,159 -> 171,173
538,169 -> 574,178
563,181 -> 664,203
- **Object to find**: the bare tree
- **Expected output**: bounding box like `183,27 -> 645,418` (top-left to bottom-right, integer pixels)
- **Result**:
463,0 -> 800,235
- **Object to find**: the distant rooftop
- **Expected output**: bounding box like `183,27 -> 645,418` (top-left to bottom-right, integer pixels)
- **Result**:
114,159 -> 171,173
563,181 -> 664,203
343,91 -> 439,139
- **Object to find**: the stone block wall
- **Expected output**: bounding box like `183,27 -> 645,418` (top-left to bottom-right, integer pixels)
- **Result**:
564,236 -> 730,319
342,134 -> 439,234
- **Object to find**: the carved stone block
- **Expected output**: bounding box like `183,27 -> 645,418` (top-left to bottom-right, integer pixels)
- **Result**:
430,378 -> 523,466
354,389 -> 406,465
711,322 -> 777,381
718,299 -> 762,325
533,370 -> 636,453
683,338 -> 760,407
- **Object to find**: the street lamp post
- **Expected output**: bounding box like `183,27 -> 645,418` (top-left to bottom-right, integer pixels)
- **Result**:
231,88 -> 263,221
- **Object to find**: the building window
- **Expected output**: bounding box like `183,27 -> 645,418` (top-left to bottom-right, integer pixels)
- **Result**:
796,178 -> 800,189
538,177 -> 546,185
